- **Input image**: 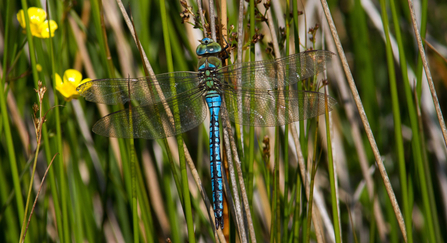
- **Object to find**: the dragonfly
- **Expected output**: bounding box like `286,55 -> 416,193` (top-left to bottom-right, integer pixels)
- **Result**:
77,37 -> 337,229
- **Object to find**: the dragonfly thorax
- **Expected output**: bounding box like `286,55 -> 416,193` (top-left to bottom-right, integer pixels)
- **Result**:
197,48 -> 223,97
198,71 -> 223,94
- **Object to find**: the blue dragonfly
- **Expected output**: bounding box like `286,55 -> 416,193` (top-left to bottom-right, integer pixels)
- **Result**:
77,38 -> 337,229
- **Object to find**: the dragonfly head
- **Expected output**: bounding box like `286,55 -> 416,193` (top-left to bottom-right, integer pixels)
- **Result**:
196,38 -> 222,56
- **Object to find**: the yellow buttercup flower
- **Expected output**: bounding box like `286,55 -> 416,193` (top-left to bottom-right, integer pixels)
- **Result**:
17,7 -> 46,28
56,69 -> 90,101
38,20 -> 58,38
17,7 -> 58,38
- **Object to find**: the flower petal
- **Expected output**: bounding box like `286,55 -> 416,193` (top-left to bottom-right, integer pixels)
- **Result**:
55,73 -> 63,89
28,7 -> 47,25
17,10 -> 27,28
55,69 -> 85,101
17,8 -> 49,38
56,82 -> 79,101
17,8 -> 47,26
64,69 -> 83,86
38,20 -> 58,38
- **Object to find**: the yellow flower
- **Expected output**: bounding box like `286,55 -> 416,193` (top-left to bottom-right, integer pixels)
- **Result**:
36,64 -> 42,72
17,7 -> 46,29
56,69 -> 90,101
17,7 -> 58,38
38,20 -> 58,38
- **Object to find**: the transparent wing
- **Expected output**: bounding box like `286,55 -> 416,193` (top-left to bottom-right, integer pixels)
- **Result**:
223,88 -> 337,126
77,71 -> 200,106
92,88 -> 207,139
219,50 -> 333,90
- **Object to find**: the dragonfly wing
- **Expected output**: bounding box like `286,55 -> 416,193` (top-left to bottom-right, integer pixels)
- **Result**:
223,89 -> 337,127
219,50 -> 333,89
77,71 -> 200,106
92,88 -> 207,139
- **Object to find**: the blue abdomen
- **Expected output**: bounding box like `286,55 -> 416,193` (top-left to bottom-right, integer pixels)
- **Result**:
205,93 -> 224,229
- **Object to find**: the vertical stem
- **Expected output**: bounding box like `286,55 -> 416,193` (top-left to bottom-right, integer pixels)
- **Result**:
319,0 -> 407,240
1,1 -> 24,242
128,107 -> 139,243
415,0 -> 427,98
19,122 -> 40,243
159,0 -> 195,240
18,2 -> 59,242
325,90 -> 342,243
305,118 -> 318,243
209,0 -> 216,40
380,0 -> 412,241
271,128 -> 281,243
283,1 -> 291,241
275,130 -> 281,243
47,7 -> 70,243
236,0 -> 245,156
406,2 -> 444,241
247,0 -> 256,215
292,1 -> 304,240
163,164 -> 181,243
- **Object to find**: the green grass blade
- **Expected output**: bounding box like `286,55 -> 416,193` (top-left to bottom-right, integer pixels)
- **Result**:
47,6 -> 71,242
325,91 -> 342,243
247,0 -> 256,212
159,0 -> 195,241
380,0 -> 412,241
0,2 -> 24,242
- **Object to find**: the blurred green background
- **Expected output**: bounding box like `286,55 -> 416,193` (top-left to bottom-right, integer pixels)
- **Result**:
1,0 -> 446,242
